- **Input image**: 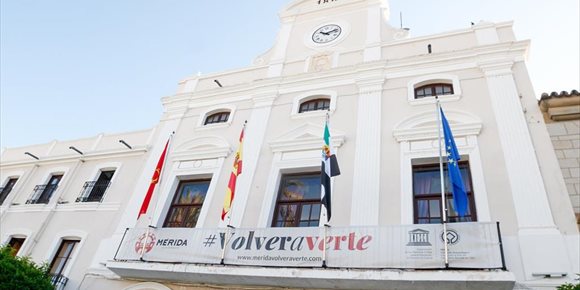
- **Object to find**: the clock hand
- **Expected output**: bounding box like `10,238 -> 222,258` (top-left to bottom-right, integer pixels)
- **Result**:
319,31 -> 330,35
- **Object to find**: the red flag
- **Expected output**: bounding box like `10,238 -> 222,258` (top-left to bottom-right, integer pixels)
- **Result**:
221,126 -> 244,221
138,139 -> 169,219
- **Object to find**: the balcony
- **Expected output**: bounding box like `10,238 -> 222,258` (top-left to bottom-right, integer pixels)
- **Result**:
108,222 -> 515,290
50,274 -> 68,290
26,184 -> 58,204
76,181 -> 110,202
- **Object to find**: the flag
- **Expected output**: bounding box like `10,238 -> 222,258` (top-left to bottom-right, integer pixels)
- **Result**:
321,117 -> 340,222
440,108 -> 468,217
138,138 -> 170,219
221,125 -> 245,221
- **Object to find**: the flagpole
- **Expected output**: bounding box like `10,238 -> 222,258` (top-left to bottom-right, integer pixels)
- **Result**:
139,221 -> 149,261
435,96 -> 450,268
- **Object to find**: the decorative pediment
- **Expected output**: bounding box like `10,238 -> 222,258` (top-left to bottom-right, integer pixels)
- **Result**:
393,110 -> 482,142
269,123 -> 345,152
171,136 -> 231,161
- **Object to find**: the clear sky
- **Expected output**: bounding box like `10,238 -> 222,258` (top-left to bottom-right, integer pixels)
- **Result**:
1,0 -> 578,149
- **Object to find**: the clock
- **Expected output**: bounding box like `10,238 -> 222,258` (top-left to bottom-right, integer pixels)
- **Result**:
312,24 -> 342,44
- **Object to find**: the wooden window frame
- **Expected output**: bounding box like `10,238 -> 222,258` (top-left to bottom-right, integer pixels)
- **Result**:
163,179 -> 211,228
204,111 -> 230,125
49,239 -> 79,277
7,237 -> 26,256
298,98 -> 330,113
414,83 -> 454,99
271,172 -> 322,228
412,161 -> 477,224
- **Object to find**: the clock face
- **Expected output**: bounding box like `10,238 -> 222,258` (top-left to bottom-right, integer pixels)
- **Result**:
312,24 -> 342,44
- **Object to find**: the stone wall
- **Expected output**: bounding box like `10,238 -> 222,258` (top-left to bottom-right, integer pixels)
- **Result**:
546,120 -> 580,218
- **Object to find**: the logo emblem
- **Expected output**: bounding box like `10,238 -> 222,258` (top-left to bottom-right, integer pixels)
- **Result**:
134,232 -> 156,254
440,229 -> 460,245
407,229 -> 431,246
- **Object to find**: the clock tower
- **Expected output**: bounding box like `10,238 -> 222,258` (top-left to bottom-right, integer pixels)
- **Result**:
254,0 -> 408,77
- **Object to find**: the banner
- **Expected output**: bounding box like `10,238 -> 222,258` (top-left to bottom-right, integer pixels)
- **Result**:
114,223 -> 503,269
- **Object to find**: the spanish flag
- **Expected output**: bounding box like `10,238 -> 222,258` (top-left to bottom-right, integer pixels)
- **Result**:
221,125 -> 245,221
138,138 -> 170,219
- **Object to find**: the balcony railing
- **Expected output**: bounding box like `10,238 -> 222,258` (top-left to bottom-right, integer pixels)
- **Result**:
26,184 -> 58,204
50,274 -> 69,290
76,181 -> 110,202
114,222 -> 506,270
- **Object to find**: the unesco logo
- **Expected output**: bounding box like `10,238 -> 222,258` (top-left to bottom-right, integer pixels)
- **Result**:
134,232 -> 156,254
440,229 -> 460,245
407,229 -> 431,246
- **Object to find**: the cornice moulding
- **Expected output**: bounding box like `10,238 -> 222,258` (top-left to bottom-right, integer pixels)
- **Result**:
0,147 -> 148,168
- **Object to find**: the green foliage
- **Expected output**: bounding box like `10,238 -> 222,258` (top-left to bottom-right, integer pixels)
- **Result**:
557,275 -> 580,290
0,245 -> 54,290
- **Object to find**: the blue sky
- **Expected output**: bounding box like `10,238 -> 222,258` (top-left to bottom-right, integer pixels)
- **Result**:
1,0 -> 578,149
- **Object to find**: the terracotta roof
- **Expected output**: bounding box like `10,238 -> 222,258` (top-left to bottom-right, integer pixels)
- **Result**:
539,90 -> 580,101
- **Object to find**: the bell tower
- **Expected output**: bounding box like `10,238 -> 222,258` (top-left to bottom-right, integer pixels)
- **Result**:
256,0 -> 408,77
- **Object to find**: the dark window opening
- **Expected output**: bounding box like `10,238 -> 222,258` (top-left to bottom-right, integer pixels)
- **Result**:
77,170 -> 115,202
0,178 -> 18,205
49,240 -> 79,276
7,237 -> 25,256
299,98 -> 330,113
413,162 -> 477,224
272,173 -> 322,227
204,112 -> 230,125
28,174 -> 63,204
414,83 -> 454,99
164,179 -> 210,228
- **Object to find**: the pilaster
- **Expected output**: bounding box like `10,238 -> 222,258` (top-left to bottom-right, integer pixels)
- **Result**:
481,61 -> 572,279
228,91 -> 277,228
350,76 -> 384,225
481,61 -> 554,228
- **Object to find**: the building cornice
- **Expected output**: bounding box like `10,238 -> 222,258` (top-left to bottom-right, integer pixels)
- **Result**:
0,147 -> 148,168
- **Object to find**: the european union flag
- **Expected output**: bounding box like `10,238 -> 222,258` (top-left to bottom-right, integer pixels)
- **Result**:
440,108 -> 468,217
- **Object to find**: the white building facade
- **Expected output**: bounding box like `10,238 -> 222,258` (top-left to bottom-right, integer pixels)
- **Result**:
1,0 -> 578,289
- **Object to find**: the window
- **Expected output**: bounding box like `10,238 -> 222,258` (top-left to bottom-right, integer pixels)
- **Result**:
204,112 -> 230,125
49,240 -> 79,278
76,170 -> 115,202
164,180 -> 210,228
272,173 -> 321,227
28,174 -> 63,204
7,237 -> 25,256
413,162 -> 476,224
0,178 -> 18,205
299,98 -> 330,113
414,83 -> 453,99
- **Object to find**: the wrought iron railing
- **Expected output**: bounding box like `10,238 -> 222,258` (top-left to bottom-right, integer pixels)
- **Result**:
26,184 -> 58,204
50,274 -> 69,290
76,181 -> 110,202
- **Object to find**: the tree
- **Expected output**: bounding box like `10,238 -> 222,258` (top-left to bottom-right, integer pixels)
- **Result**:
0,245 -> 54,290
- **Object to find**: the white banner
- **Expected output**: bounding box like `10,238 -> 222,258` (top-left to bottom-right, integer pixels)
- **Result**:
114,222 -> 503,269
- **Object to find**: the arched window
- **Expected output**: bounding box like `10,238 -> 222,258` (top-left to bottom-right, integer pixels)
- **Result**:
414,83 -> 454,99
299,98 -> 330,113
204,111 -> 230,125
